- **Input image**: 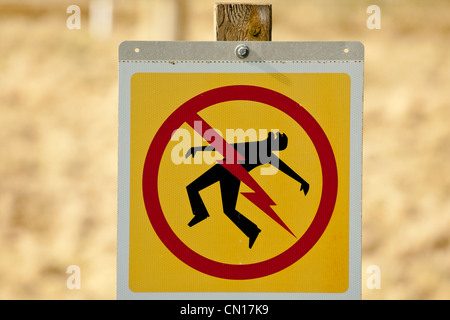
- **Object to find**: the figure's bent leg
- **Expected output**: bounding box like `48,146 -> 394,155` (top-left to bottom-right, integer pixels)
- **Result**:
220,175 -> 261,248
186,164 -> 223,227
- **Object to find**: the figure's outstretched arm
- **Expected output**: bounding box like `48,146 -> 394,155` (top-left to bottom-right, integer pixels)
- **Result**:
185,145 -> 215,158
271,155 -> 310,195
185,141 -> 252,160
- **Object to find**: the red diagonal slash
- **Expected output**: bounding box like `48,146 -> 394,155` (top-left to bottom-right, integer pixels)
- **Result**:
186,114 -> 296,238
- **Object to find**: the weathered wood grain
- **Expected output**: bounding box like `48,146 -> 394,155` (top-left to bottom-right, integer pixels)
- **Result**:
215,3 -> 272,41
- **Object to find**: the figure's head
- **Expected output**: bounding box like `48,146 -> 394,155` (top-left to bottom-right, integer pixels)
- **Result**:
268,132 -> 288,151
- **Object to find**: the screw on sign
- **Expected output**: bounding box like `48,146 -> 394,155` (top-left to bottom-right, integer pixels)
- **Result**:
235,44 -> 250,59
142,85 -> 338,280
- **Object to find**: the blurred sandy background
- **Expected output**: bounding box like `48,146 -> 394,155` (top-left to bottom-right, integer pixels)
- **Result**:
0,0 -> 449,300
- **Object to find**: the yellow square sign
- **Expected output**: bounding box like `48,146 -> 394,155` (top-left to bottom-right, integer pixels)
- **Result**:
118,41 -> 363,300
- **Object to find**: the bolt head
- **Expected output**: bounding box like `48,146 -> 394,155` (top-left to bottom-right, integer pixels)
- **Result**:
235,44 -> 250,59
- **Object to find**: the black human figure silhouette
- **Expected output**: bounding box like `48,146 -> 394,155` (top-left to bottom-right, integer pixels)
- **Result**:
185,132 -> 309,249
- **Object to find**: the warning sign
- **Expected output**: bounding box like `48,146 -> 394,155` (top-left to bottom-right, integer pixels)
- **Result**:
118,41 -> 363,299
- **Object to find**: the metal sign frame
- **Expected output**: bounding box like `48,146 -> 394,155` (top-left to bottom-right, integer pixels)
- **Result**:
118,41 -> 363,300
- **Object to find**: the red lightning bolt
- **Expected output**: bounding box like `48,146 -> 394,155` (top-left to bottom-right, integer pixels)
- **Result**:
187,114 -> 296,238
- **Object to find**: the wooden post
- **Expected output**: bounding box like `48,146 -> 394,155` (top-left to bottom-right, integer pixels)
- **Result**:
215,3 -> 272,41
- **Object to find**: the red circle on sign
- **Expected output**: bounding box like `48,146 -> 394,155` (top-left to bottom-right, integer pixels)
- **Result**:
142,85 -> 338,280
